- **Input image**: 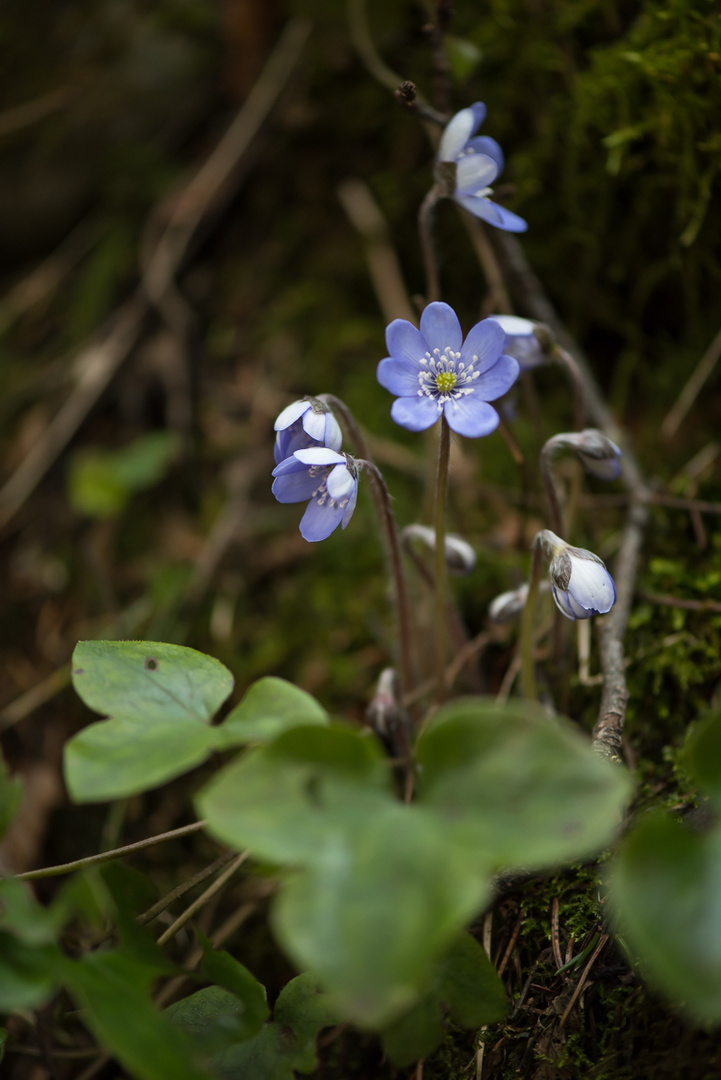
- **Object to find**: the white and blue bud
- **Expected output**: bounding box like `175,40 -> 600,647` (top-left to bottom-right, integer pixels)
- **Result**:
273,397 -> 342,465
487,315 -> 551,372
538,529 -> 617,621
542,429 -> 622,482
402,524 -> 477,575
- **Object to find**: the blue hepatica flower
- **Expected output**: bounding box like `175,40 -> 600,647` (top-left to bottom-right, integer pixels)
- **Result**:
377,301 -> 520,437
272,447 -> 358,542
542,530 -> 617,621
436,102 -> 527,233
273,398 -> 342,465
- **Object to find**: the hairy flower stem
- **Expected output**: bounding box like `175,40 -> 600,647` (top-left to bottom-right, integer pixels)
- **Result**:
553,346 -> 586,431
433,416 -> 451,702
317,393 -> 370,460
520,536 -> 544,702
359,460 -> 416,701
539,441 -> 565,538
419,185 -> 443,302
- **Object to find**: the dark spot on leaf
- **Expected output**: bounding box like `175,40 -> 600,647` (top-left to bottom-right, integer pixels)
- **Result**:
145,657 -> 158,671
74,668 -> 84,675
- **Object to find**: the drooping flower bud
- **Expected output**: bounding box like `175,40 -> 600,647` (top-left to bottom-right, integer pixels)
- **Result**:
402,524 -> 477,575
273,397 -> 342,464
538,529 -> 617,621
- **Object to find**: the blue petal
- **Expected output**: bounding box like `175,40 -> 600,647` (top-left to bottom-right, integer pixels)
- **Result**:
377,356 -> 422,396
468,102 -> 487,134
272,469 -> 321,504
326,463 -> 354,500
420,302 -> 463,354
552,586 -> 583,621
390,395 -> 440,432
438,106 -> 477,161
443,398 -> 499,438
465,136 -> 504,174
274,400 -> 309,431
460,317 -> 505,375
299,497 -> 344,542
476,354 -> 520,401
455,194 -> 528,233
341,482 -> 358,529
456,154 -> 498,194
385,319 -> 426,365
568,558 -> 616,615
294,447 -> 345,466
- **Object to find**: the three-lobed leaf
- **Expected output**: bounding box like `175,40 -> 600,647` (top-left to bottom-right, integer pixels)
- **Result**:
65,644 -> 330,801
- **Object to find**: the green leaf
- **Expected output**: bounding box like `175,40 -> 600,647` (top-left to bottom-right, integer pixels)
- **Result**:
197,724 -> 392,865
166,986 -> 255,1055
211,1023 -> 294,1080
0,878 -> 60,945
380,934 -> 506,1067
381,994 -> 445,1068
0,751 -> 22,842
0,933 -> 61,1010
273,972 -> 338,1072
65,716 -> 216,801
65,951 -> 213,1080
65,640 -> 234,800
416,698 -> 632,872
609,811 -> 721,1021
198,934 -> 270,1039
68,432 -> 179,518
681,706 -> 721,805
446,35 -> 483,84
272,802 -> 490,1028
437,933 -> 507,1028
71,640 -> 234,726
215,678 -> 328,748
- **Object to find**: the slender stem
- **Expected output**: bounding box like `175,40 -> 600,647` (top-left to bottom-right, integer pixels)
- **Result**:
137,850 -> 237,926
552,345 -> 586,431
358,460 -> 416,699
433,417 -> 451,702
419,185 -> 443,302
317,393 -> 370,460
539,442 -> 565,538
12,821 -> 206,881
156,851 -> 248,947
520,538 -> 544,702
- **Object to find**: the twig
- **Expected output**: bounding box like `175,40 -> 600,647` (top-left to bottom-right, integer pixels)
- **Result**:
551,897 -> 564,970
156,852 -> 248,947
137,850 -> 237,926
12,821 -> 207,881
637,591 -> 721,615
0,294 -> 148,532
558,933 -> 609,1029
661,326 -> 721,440
337,178 -> 417,324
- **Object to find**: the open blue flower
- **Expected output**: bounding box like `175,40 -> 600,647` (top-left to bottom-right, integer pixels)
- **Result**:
436,103 -> 527,233
542,531 -> 617,620
272,447 -> 358,542
273,398 -> 342,465
377,302 -> 520,437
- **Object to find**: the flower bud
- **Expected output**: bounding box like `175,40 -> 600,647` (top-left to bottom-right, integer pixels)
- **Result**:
539,530 -> 617,621
402,524 -> 477,574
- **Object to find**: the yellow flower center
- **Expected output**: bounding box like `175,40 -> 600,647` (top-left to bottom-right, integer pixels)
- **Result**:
435,371 -> 457,393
